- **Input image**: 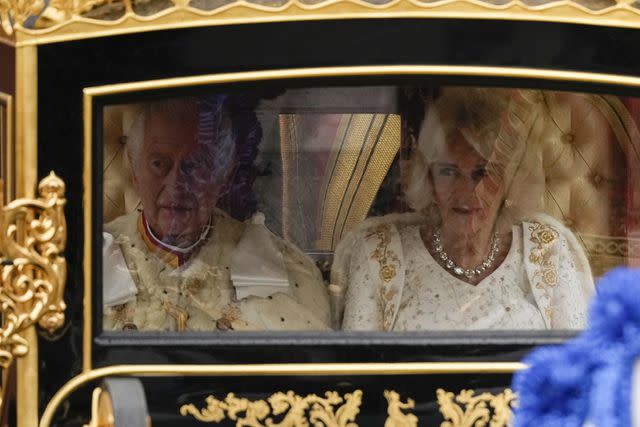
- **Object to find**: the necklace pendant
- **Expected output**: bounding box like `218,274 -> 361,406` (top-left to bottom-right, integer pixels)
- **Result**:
453,266 -> 464,275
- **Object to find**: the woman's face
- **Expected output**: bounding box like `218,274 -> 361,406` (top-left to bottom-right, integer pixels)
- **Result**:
430,131 -> 504,237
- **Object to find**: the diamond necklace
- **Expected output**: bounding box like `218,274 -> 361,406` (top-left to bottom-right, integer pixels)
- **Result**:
432,229 -> 501,279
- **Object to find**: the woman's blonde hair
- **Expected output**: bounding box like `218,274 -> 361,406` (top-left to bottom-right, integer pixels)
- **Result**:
403,87 -> 545,227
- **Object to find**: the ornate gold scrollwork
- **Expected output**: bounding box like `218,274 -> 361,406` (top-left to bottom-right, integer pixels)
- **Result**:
3,0 -> 640,41
179,388 -> 516,427
436,388 -> 516,427
0,0 -> 116,34
0,0 -> 43,33
383,390 -> 418,427
0,172 -> 67,368
180,390 -> 363,426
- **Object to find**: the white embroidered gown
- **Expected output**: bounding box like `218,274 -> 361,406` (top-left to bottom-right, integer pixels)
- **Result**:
340,215 -> 594,331
394,225 -> 546,330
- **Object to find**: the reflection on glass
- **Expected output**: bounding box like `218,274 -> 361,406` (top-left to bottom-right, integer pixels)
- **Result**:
102,86 -> 640,333
277,113 -> 400,252
102,97 -> 331,331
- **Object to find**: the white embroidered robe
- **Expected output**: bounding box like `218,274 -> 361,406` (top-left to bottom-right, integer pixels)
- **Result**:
103,210 -> 331,331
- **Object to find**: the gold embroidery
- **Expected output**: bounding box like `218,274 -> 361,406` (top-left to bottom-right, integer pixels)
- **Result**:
528,222 -> 559,293
180,390 -> 363,426
367,224 -> 400,283
528,222 -> 559,324
218,304 -> 241,325
383,390 -> 418,427
437,388 -> 516,427
187,279 -> 204,294
545,307 -> 554,324
163,301 -> 189,332
366,224 -> 402,330
110,303 -> 130,325
542,269 -> 557,286
380,265 -> 397,282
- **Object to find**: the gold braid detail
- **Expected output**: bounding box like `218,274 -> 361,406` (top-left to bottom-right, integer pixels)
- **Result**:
527,221 -> 559,324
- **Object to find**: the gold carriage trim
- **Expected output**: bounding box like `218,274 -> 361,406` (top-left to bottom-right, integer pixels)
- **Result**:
0,172 -> 67,369
3,0 -> 640,46
384,390 -> 418,427
178,387 -> 516,427
180,390 -> 363,426
437,388 -> 516,427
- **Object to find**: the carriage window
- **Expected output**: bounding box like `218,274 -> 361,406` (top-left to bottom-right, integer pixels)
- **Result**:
101,86 -> 640,333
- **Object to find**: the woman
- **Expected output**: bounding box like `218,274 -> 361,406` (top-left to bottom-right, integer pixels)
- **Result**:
334,87 -> 594,331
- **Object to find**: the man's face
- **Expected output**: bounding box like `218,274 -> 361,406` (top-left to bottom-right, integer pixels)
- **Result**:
132,110 -> 234,247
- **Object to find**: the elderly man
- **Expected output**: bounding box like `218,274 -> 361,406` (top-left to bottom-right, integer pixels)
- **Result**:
103,96 -> 330,331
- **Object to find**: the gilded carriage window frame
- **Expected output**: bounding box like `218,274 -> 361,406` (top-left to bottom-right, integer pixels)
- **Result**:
84,65 -> 640,372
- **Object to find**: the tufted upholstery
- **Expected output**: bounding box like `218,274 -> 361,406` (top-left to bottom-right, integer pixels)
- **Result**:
102,91 -> 640,278
103,105 -> 141,222
540,93 -> 623,235
535,92 -> 640,276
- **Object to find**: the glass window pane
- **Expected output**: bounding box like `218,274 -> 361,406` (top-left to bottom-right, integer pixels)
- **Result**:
101,85 -> 640,333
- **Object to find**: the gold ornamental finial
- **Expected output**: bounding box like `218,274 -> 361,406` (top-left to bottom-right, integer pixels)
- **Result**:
38,171 -> 66,199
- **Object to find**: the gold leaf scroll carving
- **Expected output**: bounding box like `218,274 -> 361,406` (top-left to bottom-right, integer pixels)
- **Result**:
436,388 -> 516,427
383,390 -> 418,427
180,390 -> 363,426
0,172 -> 67,368
3,0 -> 640,42
0,0 -> 131,33
0,0 -> 46,33
47,0 -> 117,19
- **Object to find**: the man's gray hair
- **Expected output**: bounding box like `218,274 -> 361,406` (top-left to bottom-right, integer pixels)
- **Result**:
125,98 -> 199,168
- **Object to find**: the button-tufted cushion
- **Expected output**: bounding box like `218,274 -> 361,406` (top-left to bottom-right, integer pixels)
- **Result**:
103,105 -> 140,224
537,92 -> 638,276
